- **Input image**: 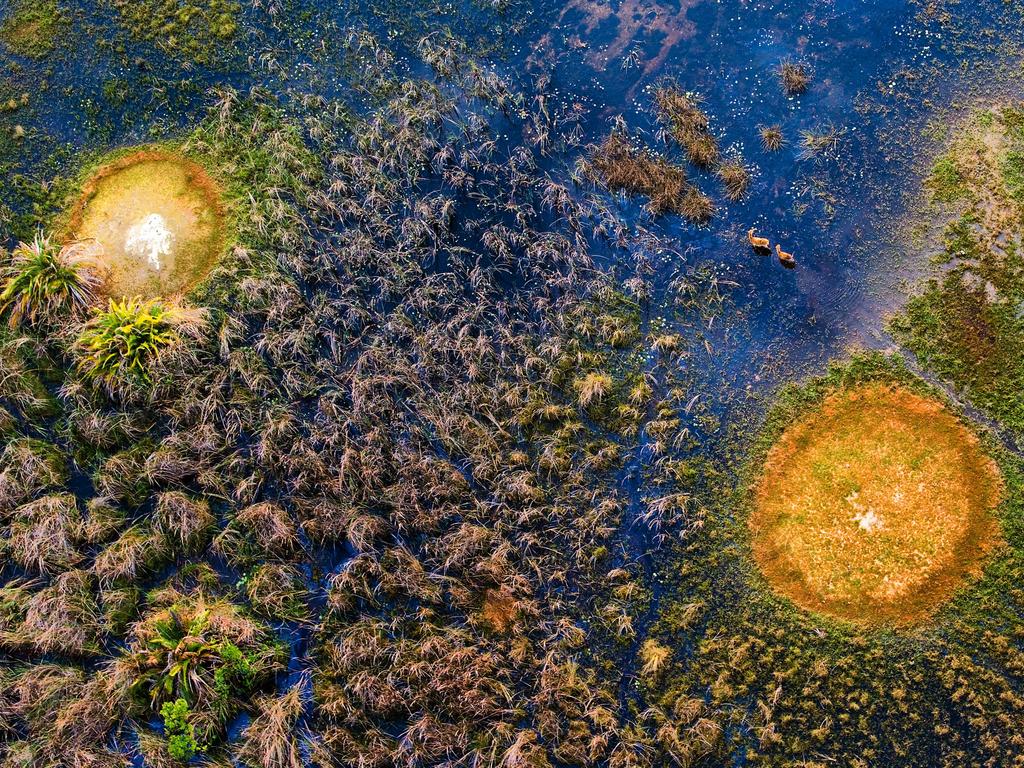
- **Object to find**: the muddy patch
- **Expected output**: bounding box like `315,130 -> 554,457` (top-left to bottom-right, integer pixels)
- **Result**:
68,151 -> 226,299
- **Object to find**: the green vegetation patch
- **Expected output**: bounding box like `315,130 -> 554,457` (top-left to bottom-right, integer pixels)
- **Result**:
926,154 -> 968,203
0,0 -> 65,59
124,590 -> 286,748
107,0 -> 241,65
642,353 -> 1024,765
892,104 -> 1024,439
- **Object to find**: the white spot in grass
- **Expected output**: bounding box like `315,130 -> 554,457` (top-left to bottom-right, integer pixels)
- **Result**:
853,508 -> 883,532
125,213 -> 173,271
846,490 -> 883,532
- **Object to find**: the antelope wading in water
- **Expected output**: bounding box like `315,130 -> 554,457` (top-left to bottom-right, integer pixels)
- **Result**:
776,243 -> 796,268
747,228 -> 770,252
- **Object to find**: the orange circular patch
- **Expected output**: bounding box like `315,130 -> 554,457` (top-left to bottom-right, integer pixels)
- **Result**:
751,384 -> 1003,626
67,150 -> 226,299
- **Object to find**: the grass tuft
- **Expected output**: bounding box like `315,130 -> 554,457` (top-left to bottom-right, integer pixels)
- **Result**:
75,297 -> 207,394
0,233 -> 100,328
778,60 -> 812,95
759,124 -> 784,152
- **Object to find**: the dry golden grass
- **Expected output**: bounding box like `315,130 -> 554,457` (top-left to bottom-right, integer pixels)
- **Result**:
68,151 -> 226,299
480,588 -> 518,633
751,384 -> 1003,626
590,134 -> 689,215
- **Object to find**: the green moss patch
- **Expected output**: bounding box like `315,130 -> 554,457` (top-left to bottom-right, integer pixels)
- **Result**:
108,0 -> 240,65
892,105 -> 1024,438
0,0 -> 64,59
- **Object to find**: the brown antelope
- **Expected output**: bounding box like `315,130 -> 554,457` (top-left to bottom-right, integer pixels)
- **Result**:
747,228 -> 770,252
776,243 -> 796,268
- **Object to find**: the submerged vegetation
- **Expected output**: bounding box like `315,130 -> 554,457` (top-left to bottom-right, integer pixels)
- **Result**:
3,1 -> 1024,766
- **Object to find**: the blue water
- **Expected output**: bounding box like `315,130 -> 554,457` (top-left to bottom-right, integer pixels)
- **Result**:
4,0 -> 1019,406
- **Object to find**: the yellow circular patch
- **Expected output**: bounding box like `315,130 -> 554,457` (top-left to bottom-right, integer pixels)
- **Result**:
751,384 -> 1003,626
69,151 -> 225,299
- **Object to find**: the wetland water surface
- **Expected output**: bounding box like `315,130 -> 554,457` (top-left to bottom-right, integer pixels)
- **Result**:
3,0 -> 1024,766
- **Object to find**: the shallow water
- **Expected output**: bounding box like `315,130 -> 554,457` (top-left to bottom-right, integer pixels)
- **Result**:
5,0 -> 1024,761
5,0 -> 1023,406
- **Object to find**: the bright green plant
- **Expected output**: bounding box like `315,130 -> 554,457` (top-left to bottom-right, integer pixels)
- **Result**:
0,233 -> 100,327
212,640 -> 256,703
134,608 -> 220,706
160,697 -> 201,762
75,297 -> 182,388
126,595 -> 282,725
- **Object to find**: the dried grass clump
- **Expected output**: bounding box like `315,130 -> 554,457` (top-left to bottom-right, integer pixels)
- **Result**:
154,491 -> 215,550
236,680 -> 308,768
778,60 -> 812,95
680,187 -> 714,224
92,524 -> 170,586
716,159 -> 750,201
244,562 -> 310,621
6,664 -> 87,733
0,438 -> 68,515
214,501 -> 300,565
0,342 -> 55,425
574,371 -> 613,408
759,124 -> 784,152
639,639 -> 672,681
590,134 -> 714,223
8,570 -> 102,655
92,443 -> 153,507
81,496 -> 125,544
6,493 -> 84,574
655,87 -> 720,168
590,134 -> 689,216
143,425 -> 225,488
3,664 -> 126,764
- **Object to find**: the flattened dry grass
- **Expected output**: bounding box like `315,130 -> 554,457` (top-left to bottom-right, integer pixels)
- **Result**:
590,134 -> 713,223
751,384 -> 1003,626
